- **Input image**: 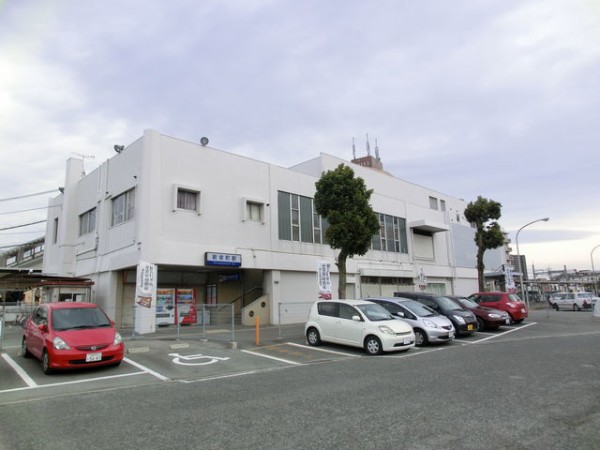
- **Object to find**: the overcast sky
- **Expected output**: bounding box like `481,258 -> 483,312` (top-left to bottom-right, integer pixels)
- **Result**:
1,0 -> 599,273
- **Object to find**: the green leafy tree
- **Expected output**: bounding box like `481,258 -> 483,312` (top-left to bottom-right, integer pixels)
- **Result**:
464,196 -> 506,291
314,164 -> 380,299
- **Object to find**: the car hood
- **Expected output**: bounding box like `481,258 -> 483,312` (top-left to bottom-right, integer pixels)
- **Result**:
387,319 -> 414,333
54,328 -> 118,346
420,315 -> 453,327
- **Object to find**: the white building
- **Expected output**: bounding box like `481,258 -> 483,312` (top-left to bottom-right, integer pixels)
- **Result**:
43,129 -> 484,328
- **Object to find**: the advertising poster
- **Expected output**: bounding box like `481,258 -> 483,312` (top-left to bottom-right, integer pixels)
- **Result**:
317,261 -> 332,300
135,261 -> 157,334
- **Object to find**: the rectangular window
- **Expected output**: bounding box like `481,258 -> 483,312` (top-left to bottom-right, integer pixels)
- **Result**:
413,229 -> 434,259
173,185 -> 201,214
440,199 -> 446,212
79,208 -> 97,236
277,191 -> 326,244
371,213 -> 408,254
242,198 -> 264,223
112,188 -> 135,226
53,218 -> 59,243
429,196 -> 438,210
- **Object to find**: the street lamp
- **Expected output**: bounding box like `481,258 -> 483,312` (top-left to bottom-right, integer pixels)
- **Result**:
591,244 -> 600,297
515,217 -> 549,307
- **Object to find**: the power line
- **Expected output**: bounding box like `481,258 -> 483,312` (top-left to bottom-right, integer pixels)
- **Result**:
0,189 -> 60,203
0,220 -> 46,231
0,204 -> 61,216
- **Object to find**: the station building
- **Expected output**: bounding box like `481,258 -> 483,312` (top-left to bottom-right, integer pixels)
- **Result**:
42,129 -> 483,329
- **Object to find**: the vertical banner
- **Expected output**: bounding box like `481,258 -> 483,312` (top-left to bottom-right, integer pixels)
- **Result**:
317,261 -> 332,300
135,261 -> 157,334
504,264 -> 516,293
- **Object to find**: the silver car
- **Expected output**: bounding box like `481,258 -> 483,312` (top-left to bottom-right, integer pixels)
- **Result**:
365,297 -> 455,346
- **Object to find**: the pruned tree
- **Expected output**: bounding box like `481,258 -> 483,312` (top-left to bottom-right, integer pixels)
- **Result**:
314,164 -> 380,299
464,196 -> 506,291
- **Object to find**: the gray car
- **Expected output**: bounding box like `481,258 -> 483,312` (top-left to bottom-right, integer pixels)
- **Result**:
365,297 -> 455,346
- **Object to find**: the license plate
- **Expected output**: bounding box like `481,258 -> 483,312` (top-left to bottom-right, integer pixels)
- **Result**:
467,324 -> 474,331
505,319 -> 511,324
403,337 -> 413,345
86,352 -> 102,362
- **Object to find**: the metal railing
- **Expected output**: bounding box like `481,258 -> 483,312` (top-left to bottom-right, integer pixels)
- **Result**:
0,303 -> 37,351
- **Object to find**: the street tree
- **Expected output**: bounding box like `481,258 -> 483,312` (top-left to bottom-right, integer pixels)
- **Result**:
314,164 -> 380,299
464,196 -> 506,291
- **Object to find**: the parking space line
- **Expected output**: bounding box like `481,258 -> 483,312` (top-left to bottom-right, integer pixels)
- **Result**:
286,342 -> 361,357
1,353 -> 37,388
470,322 -> 537,344
241,349 -> 303,365
123,357 -> 170,381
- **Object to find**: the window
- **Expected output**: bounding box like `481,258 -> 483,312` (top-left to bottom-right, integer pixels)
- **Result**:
173,185 -> 201,214
429,196 -> 439,210
440,199 -> 446,212
53,218 -> 59,243
242,198 -> 265,223
371,213 -> 408,254
413,229 -> 434,259
79,208 -> 97,236
278,191 -> 327,244
112,188 -> 135,226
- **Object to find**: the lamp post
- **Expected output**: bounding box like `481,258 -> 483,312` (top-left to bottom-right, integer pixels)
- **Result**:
515,217 -> 549,308
591,243 -> 600,297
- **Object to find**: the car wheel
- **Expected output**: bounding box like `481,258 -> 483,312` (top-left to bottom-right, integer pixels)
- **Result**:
306,327 -> 321,346
573,304 -> 581,311
414,329 -> 427,347
41,349 -> 54,375
364,336 -> 383,355
476,317 -> 486,331
21,338 -> 31,358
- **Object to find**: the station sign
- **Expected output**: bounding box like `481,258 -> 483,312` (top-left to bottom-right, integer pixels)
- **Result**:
205,252 -> 242,267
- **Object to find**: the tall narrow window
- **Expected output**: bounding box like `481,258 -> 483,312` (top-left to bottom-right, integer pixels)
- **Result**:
79,208 -> 97,236
53,218 -> 59,243
112,188 -> 135,226
277,190 -> 326,244
429,196 -> 439,210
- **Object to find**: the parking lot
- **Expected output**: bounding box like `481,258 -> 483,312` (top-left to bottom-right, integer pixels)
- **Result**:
0,307 -> 597,406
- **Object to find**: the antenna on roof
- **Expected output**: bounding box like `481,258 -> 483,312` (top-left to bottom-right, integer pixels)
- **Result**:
352,137 -> 356,159
375,139 -> 380,161
366,133 -> 371,156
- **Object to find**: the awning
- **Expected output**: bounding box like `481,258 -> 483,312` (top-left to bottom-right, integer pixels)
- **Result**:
408,219 -> 449,233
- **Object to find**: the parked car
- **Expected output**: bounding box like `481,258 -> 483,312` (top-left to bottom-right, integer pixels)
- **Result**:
548,292 -> 599,311
304,300 -> 415,355
365,297 -> 455,346
467,292 -> 528,323
22,302 -> 125,374
448,296 -> 510,331
393,292 -> 478,336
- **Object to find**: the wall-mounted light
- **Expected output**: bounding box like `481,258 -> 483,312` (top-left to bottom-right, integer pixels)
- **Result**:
114,145 -> 125,153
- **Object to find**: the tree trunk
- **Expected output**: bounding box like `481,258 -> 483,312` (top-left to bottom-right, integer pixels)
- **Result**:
337,251 -> 348,299
477,248 -> 485,291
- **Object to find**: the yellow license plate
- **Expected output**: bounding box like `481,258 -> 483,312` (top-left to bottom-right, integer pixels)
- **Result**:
467,324 -> 474,331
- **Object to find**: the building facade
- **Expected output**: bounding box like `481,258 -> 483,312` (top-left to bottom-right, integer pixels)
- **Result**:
43,129 -> 483,328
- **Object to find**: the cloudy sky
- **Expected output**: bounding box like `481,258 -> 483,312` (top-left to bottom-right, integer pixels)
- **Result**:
1,0 -> 599,273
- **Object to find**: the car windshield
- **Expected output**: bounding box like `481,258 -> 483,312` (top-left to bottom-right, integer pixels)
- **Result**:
52,307 -> 111,331
356,303 -> 394,322
457,298 -> 478,309
437,296 -> 464,311
402,300 -> 438,317
507,294 -> 522,302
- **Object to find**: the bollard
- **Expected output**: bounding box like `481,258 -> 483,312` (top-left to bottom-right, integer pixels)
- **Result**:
256,315 -> 260,346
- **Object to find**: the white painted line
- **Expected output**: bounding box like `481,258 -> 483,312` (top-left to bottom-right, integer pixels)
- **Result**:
471,322 -> 537,344
1,353 -> 37,388
123,357 -> 170,381
286,342 -> 360,357
0,371 -> 148,394
179,370 -> 260,383
241,349 -> 302,365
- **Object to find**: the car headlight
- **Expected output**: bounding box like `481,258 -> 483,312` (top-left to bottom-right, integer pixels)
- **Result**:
453,315 -> 466,325
423,320 -> 439,329
114,332 -> 123,345
379,325 -> 395,335
488,313 -> 501,319
52,336 -> 71,350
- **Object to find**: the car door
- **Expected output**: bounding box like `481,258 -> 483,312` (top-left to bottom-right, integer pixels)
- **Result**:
334,303 -> 364,346
26,306 -> 48,359
316,302 -> 339,342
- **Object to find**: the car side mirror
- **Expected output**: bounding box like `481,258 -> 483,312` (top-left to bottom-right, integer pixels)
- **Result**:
38,323 -> 48,333
395,312 -> 405,318
352,315 -> 361,322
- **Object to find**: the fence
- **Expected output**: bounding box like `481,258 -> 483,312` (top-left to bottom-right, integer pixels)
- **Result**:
277,301 -> 314,339
129,303 -> 237,343
0,302 -> 37,351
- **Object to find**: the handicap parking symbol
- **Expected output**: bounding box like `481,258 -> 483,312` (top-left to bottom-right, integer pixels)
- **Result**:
169,353 -> 230,366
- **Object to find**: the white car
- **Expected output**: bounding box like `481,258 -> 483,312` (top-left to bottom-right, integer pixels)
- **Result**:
305,299 -> 415,355
549,292 -> 598,311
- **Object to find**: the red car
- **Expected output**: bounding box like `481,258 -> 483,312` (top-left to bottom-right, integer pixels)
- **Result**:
22,302 -> 124,374
467,292 -> 528,323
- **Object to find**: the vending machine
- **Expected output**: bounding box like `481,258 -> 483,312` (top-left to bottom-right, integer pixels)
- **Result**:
175,288 -> 197,325
156,288 -> 176,326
